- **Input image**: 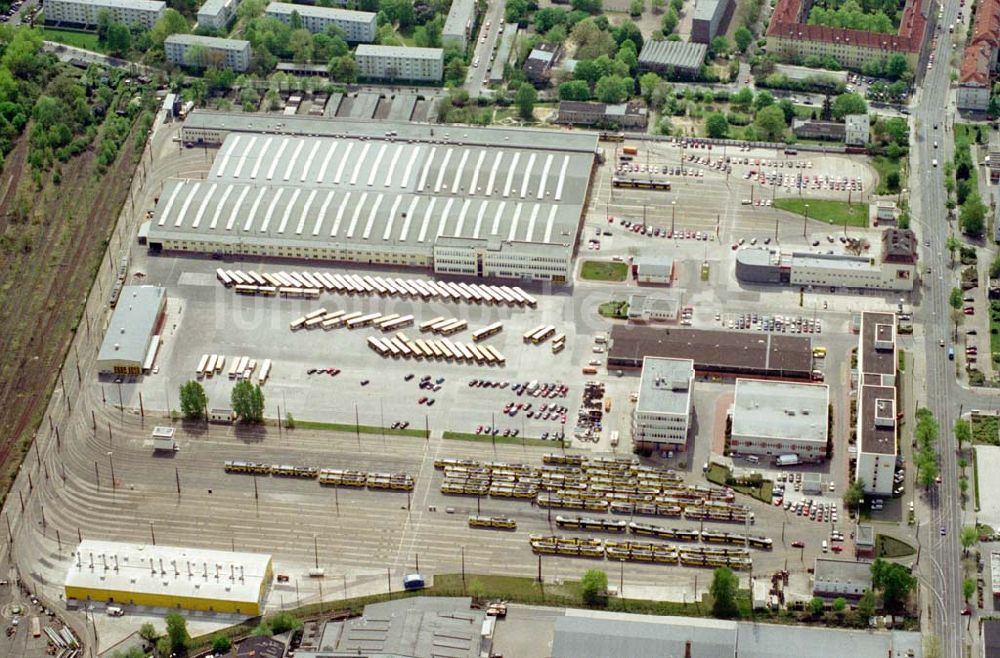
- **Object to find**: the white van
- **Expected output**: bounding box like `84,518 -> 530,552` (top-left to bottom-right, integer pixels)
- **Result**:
932,158 -> 938,167
106,606 -> 124,617
746,455 -> 760,464
821,540 -> 828,553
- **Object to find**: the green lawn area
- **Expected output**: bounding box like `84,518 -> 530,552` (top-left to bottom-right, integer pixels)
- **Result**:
875,534 -> 915,558
792,104 -> 818,120
705,463 -> 772,503
971,414 -> 1000,445
580,260 -> 628,282
442,431 -> 559,447
990,302 -> 1000,355
41,28 -> 102,51
772,198 -> 869,228
598,300 -> 629,319
870,156 -> 902,195
293,419 -> 429,438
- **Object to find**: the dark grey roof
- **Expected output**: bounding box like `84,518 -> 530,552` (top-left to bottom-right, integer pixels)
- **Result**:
693,0 -> 728,21
335,597 -> 483,657
638,40 -> 708,69
552,611 -> 736,658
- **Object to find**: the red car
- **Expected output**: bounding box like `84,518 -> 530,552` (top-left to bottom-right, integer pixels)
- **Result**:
418,396 -> 428,404
961,607 -> 972,616
791,540 -> 805,548
830,545 -> 843,553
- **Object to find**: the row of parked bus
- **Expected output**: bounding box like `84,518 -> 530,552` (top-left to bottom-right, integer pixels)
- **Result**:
418,316 -> 468,336
223,462 -> 415,491
368,333 -> 505,366
523,324 -> 557,345
217,268 -> 537,308
290,308 -> 417,332
196,355 -> 271,384
527,535 -> 752,569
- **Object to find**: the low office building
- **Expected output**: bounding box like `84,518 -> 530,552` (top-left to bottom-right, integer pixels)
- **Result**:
631,357 -> 695,452
855,524 -> 875,558
632,255 -> 673,285
265,2 -> 376,42
164,34 -> 251,71
637,40 -> 708,78
355,44 -> 444,82
524,43 -> 559,85
734,229 -> 917,292
555,100 -> 648,129
197,0 -> 240,30
627,293 -> 681,323
729,379 -> 830,462
608,325 -> 814,379
151,113 -> 597,283
874,200 -> 898,225
442,0 -> 476,48
844,113 -> 870,146
44,0 -> 164,28
691,0 -> 733,43
813,558 -> 873,598
64,540 -> 272,615
792,119 -> 845,142
96,285 -> 166,376
854,312 -> 898,496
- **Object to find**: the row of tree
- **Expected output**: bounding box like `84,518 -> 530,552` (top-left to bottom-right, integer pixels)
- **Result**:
180,379 -> 265,423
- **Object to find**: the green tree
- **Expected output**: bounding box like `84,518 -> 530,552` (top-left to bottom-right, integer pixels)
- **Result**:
613,19 -> 644,51
328,55 -> 358,82
639,71 -> 661,101
106,23 -> 131,54
710,35 -> 730,55
179,380 -> 207,420
964,577 -> 976,602
151,9 -> 190,47
870,559 -> 916,612
945,235 -> 960,265
960,476 -> 969,497
238,0 -> 266,18
960,525 -> 979,555
515,82 -> 537,119
96,8 -> 113,41
629,0 -> 644,16
731,86 -> 754,109
857,589 -> 876,618
139,622 -> 159,642
991,253 -> 1000,278
251,621 -> 272,636
955,418 -> 971,451
165,612 -> 190,653
844,479 -> 864,511
753,90 -> 774,110
581,569 -> 608,606
661,7 -> 679,33
886,53 -> 909,80
778,98 -> 795,124
961,193 -> 987,237
212,635 -> 232,654
559,80 -> 591,100
831,92 -> 867,119
710,567 -> 739,618
706,112 -> 728,138
809,596 -> 825,615
505,0 -> 529,22
231,380 -> 265,423
734,25 -> 753,52
269,611 -> 303,634
832,597 -> 847,612
572,0 -> 602,13
753,104 -> 786,141
949,286 -> 963,310
916,448 -> 939,490
594,74 -> 632,103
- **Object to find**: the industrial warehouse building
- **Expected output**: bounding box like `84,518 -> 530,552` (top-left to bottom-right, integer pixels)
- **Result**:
631,357 -> 694,452
148,113 -> 597,282
607,326 -> 814,379
854,311 -> 898,496
264,2 -> 376,42
812,558 -> 873,598
729,379 -> 830,462
96,285 -> 166,376
44,0 -> 164,28
164,34 -> 251,72
637,40 -> 708,78
64,540 -> 272,615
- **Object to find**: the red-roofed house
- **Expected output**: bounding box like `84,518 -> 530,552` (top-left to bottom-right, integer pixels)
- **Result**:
765,0 -> 927,69
958,0 -> 1000,111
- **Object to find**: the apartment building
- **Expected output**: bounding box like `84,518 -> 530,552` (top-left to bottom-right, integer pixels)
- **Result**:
958,0 -> 1000,111
442,0 -> 476,48
355,44 -> 444,82
164,34 -> 251,72
197,0 -> 240,30
44,0 -> 164,29
264,2 -> 376,42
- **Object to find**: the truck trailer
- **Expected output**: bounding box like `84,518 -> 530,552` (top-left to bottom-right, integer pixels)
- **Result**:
152,426 -> 178,452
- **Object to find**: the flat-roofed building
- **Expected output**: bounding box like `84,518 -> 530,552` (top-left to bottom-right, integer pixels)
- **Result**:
64,540 -> 272,615
691,0 -> 733,43
44,0 -> 164,28
855,311 -> 898,496
197,0 -> 240,30
627,293 -> 681,323
442,0 -> 476,48
633,255 -> 673,285
265,2 -> 376,41
96,285 -> 166,376
631,357 -> 695,452
845,113 -> 870,146
992,552 -> 1000,597
149,113 -> 597,282
356,44 -> 444,82
730,379 -> 830,462
792,119 -> 845,141
607,325 -> 813,379
813,558 -> 873,598
165,34 -> 251,71
637,40 -> 708,78
855,524 -> 875,558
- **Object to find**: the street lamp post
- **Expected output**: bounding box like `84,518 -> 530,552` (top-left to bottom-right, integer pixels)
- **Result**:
802,203 -> 810,238
671,200 -> 677,236
107,451 -> 116,490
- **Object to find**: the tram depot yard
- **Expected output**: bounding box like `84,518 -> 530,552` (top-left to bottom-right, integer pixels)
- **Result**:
68,111 -> 918,627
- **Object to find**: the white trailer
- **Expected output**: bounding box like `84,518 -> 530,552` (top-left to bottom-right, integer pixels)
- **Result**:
152,426 -> 178,452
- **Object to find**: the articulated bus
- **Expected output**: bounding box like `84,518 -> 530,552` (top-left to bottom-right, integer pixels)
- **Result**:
431,317 -> 457,333
512,287 -> 537,307
217,268 -> 234,287
347,313 -> 383,329
483,345 -> 504,365
612,177 -> 672,191
382,315 -> 415,331
420,316 -> 445,332
530,325 -> 556,344
439,319 -> 467,336
472,322 -> 504,342
524,324 -> 546,343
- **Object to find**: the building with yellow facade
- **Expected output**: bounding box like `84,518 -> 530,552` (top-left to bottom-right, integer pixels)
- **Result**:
64,540 -> 272,615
